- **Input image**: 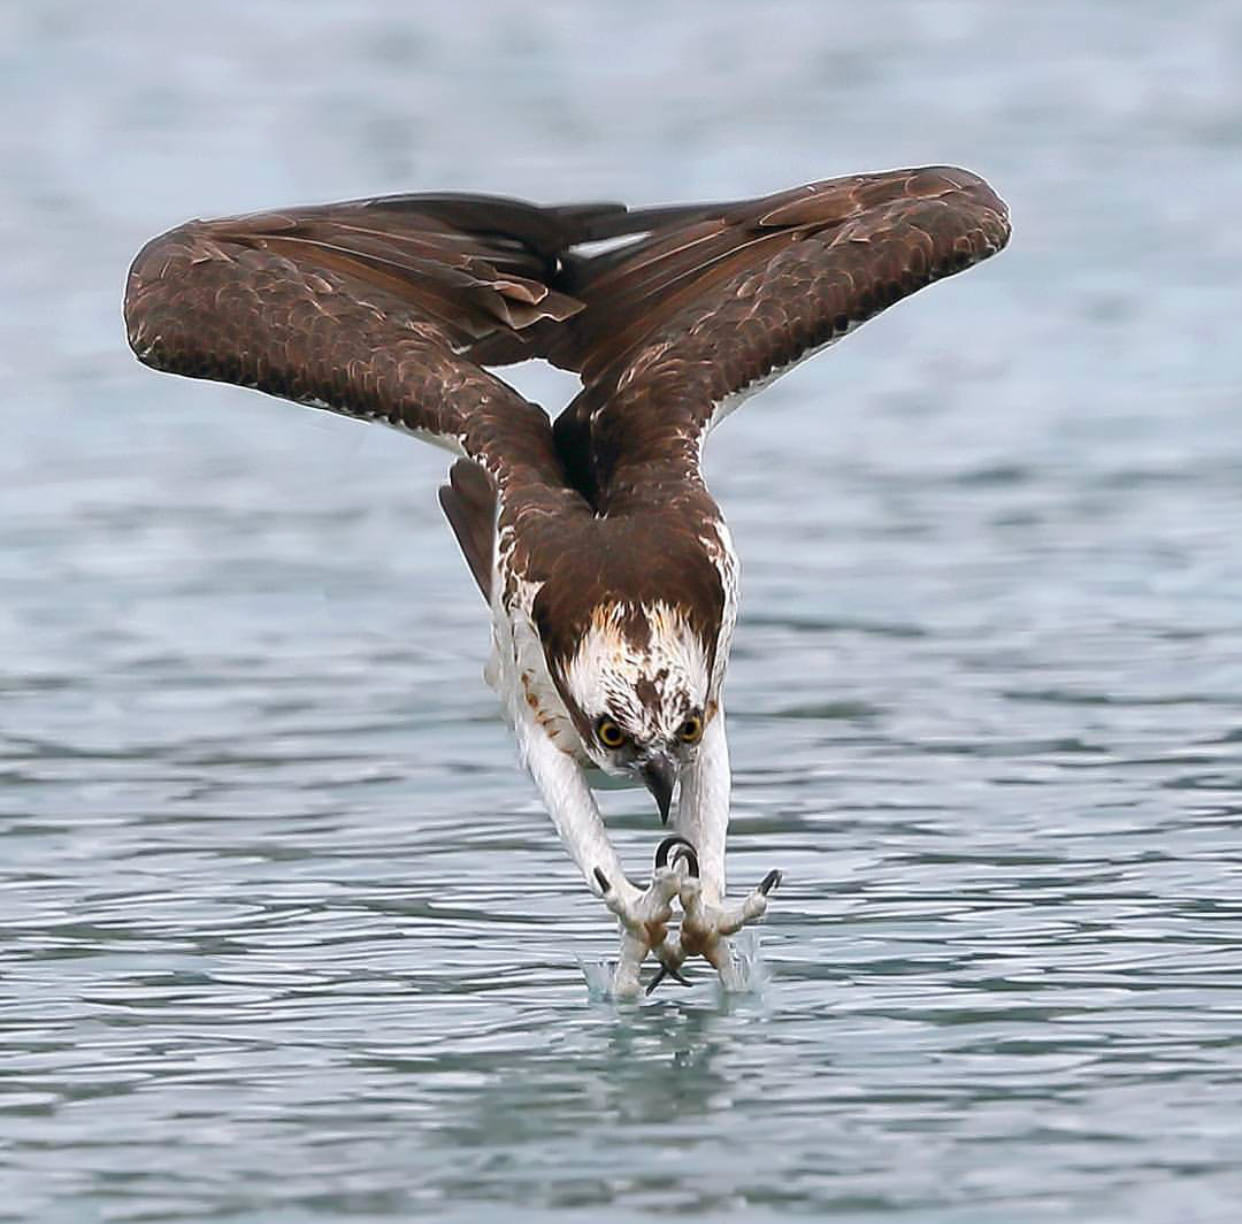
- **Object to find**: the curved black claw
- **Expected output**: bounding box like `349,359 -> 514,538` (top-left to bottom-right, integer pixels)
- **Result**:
645,962 -> 694,995
654,834 -> 700,878
759,869 -> 783,897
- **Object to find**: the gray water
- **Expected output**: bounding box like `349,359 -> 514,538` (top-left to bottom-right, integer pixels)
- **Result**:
4,1 -> 1242,1219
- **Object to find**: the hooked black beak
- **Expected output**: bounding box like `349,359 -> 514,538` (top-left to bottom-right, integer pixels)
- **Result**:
641,753 -> 678,825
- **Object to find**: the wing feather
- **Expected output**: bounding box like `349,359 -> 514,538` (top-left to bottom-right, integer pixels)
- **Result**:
123,194 -> 596,491
548,166 -> 1010,497
124,171 -> 1009,512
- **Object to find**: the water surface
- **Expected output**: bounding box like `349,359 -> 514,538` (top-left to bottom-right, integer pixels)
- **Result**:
3,2 -> 1242,1219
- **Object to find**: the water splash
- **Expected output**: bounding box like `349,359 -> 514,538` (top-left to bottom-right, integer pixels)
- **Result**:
578,929 -> 768,1002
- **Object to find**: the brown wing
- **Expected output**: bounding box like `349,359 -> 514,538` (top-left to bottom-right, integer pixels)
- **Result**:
124,172 -> 1009,513
123,192 -> 628,493
547,167 -> 1011,502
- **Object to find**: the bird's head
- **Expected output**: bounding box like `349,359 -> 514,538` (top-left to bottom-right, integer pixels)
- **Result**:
553,600 -> 714,822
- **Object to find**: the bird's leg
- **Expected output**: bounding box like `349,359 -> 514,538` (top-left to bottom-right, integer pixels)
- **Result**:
668,706 -> 782,990
517,713 -> 682,998
673,707 -> 732,904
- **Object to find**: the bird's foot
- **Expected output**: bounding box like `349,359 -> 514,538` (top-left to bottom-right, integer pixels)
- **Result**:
593,838 -> 697,999
670,867 -> 782,993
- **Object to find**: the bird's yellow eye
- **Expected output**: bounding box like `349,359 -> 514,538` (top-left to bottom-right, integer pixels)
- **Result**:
678,714 -> 703,744
597,718 -> 628,749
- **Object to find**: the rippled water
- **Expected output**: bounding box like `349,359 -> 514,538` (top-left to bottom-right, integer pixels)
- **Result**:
4,1 -> 1242,1219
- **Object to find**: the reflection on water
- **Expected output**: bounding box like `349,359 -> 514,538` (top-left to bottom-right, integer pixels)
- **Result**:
4,0 -> 1242,1219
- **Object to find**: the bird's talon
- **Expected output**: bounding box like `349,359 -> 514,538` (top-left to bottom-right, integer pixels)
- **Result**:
602,867 -> 684,997
646,961 -> 693,995
760,869 -> 782,896
654,834 -> 700,878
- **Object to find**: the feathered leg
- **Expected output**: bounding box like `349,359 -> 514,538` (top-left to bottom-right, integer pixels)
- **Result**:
666,706 -> 781,989
674,706 -> 732,902
518,713 -> 679,998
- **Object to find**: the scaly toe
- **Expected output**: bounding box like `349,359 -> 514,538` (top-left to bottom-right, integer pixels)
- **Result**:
676,868 -> 783,991
594,864 -> 684,998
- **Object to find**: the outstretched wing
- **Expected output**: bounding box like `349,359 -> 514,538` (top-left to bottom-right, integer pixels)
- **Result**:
123,192 -> 621,493
547,166 -> 1011,499
124,170 -> 1009,515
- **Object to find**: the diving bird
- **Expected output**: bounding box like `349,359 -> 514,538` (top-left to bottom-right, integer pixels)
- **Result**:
124,166 -> 1010,997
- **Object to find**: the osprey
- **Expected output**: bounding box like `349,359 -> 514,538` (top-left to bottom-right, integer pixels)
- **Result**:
124,166 -> 1010,997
